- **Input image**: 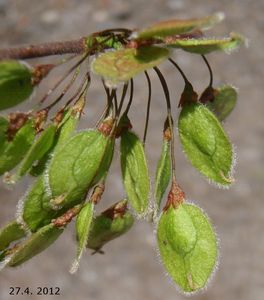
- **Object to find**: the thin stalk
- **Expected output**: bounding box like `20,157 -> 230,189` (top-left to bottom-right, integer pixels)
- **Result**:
65,72 -> 91,108
113,90 -> 118,119
169,57 -> 198,107
153,67 -> 171,110
153,66 -> 176,181
57,53 -> 79,66
102,80 -> 111,99
95,81 -> 114,127
116,83 -> 129,120
39,53 -> 89,104
38,35 -> 112,105
41,64 -> 81,110
168,58 -> 189,84
102,80 -> 114,114
75,73 -> 90,101
123,79 -> 134,115
143,71 -> 152,146
201,55 -> 213,87
110,82 -> 129,137
48,71 -> 90,114
42,71 -> 88,112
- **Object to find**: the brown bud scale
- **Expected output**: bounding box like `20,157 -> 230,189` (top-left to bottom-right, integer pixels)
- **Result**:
52,207 -> 80,227
163,181 -> 185,211
31,64 -> 55,86
7,112 -> 30,141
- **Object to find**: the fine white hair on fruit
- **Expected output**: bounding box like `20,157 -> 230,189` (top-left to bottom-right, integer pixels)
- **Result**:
15,189 -> 32,234
183,200 -> 221,295
43,159 -> 53,198
176,119 -> 237,190
153,200 -> 220,295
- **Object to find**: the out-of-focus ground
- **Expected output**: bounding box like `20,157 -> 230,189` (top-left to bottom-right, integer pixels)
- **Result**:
0,1 -> 263,299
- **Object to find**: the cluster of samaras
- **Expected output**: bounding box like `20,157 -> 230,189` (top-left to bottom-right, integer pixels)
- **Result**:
0,13 -> 244,294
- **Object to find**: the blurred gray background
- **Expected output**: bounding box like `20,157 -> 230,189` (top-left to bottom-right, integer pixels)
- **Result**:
0,0 -> 263,299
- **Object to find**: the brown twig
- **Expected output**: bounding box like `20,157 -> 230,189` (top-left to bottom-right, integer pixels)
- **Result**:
0,38 -> 86,60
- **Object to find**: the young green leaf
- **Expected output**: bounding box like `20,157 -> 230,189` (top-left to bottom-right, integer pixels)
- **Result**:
154,126 -> 171,211
136,12 -> 224,39
157,202 -> 218,293
91,46 -> 169,84
207,85 -> 237,121
70,202 -> 94,273
0,220 -> 27,251
46,128 -> 115,209
15,124 -> 57,179
120,130 -> 150,215
0,119 -> 35,175
178,103 -> 233,186
8,223 -> 63,267
165,33 -> 244,54
87,200 -> 134,252
0,60 -> 33,110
